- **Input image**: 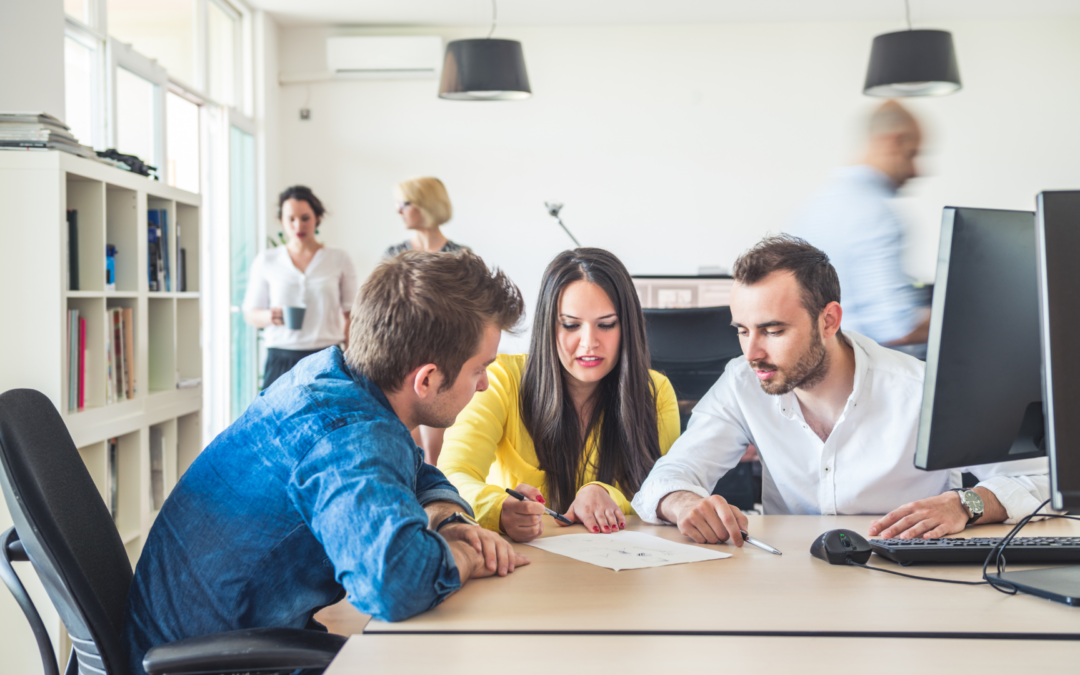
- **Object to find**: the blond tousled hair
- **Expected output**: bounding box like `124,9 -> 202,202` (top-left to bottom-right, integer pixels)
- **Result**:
394,176 -> 453,229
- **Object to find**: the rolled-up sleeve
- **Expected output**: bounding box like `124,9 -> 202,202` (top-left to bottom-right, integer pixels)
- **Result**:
289,422 -> 462,622
970,457 -> 1052,523
632,370 -> 752,524
416,462 -> 474,517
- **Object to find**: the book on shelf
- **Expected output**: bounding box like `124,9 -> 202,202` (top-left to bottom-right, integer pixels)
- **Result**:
67,210 -> 78,291
123,307 -> 135,398
149,427 -> 165,511
78,315 -> 86,410
104,308 -> 136,403
148,209 -> 170,291
178,248 -> 187,293
108,437 -> 118,519
0,113 -> 98,161
68,309 -> 79,411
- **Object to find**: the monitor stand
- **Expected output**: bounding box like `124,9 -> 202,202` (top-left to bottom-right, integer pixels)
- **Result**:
1007,402 -> 1047,458
988,566 -> 1080,606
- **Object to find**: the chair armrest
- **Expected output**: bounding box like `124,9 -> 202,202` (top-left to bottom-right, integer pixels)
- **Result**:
143,627 -> 347,675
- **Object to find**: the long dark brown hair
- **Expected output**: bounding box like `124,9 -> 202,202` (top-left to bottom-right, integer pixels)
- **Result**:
520,248 -> 662,512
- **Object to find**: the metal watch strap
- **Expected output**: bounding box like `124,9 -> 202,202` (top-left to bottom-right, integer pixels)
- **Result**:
951,488 -> 983,526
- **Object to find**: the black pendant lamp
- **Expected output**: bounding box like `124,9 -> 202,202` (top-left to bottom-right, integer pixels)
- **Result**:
863,1 -> 961,97
439,0 -> 531,100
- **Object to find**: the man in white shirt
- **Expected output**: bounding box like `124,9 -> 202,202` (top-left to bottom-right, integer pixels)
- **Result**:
632,236 -> 1049,547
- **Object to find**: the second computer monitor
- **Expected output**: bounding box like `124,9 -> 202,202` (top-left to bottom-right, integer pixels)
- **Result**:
914,207 -> 1045,471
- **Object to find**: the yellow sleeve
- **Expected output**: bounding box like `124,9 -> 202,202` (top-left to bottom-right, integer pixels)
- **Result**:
437,357 -> 516,532
584,372 -> 682,514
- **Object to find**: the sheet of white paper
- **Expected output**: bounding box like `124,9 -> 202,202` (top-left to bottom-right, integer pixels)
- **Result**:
522,530 -> 731,571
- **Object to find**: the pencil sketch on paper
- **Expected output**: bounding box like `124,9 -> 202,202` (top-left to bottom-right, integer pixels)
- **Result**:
522,531 -> 731,571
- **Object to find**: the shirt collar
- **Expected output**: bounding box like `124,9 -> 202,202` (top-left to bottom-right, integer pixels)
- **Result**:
774,331 -> 869,420
835,164 -> 898,197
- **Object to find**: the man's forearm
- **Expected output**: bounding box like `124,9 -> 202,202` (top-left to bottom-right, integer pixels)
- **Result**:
656,491 -> 701,524
424,500 -> 462,529
971,487 -> 1008,524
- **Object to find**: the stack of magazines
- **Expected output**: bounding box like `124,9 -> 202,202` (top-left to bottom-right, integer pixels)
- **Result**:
0,112 -> 99,160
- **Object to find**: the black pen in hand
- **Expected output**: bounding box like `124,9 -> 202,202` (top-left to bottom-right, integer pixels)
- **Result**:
505,488 -> 574,525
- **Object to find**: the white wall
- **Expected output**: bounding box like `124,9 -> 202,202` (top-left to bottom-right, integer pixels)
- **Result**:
276,19 -> 1080,352
0,0 -> 65,119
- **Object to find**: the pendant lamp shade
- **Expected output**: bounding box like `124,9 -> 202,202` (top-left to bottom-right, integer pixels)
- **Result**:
864,29 -> 961,97
439,38 -> 531,101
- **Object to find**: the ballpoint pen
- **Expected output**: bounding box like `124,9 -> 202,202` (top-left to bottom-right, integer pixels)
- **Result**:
505,488 -> 574,525
740,530 -> 783,555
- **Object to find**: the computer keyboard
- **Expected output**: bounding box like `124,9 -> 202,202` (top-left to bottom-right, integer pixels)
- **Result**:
869,537 -> 1080,565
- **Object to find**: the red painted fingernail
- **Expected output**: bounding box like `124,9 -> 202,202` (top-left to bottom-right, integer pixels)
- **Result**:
603,526 -> 610,532
537,495 -> 546,503
592,526 -> 599,532
619,523 -> 625,529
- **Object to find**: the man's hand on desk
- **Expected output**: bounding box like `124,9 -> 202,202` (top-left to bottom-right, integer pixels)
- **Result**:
657,491 -> 747,547
868,487 -> 1006,539
442,523 -> 530,580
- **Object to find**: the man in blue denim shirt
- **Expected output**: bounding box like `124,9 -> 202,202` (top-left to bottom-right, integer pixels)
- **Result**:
122,251 -> 528,675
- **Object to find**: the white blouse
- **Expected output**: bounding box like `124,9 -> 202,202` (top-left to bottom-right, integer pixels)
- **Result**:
242,246 -> 359,351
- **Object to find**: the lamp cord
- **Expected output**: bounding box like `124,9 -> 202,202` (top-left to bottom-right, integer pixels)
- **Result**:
487,0 -> 498,38
904,0 -> 912,30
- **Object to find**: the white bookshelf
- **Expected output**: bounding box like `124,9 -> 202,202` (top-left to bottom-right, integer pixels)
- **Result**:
0,151 -> 207,661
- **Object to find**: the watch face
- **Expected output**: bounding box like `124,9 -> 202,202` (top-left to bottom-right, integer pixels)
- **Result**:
962,491 -> 983,513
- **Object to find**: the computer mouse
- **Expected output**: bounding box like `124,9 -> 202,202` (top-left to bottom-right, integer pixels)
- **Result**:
810,529 -> 873,565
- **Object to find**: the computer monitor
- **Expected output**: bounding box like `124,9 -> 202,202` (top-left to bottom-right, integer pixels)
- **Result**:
1036,191 -> 1080,511
642,306 -> 742,402
914,207 -> 1045,471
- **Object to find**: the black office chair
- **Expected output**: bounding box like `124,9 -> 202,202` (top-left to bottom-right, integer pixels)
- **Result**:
0,388 -> 345,675
643,307 -> 757,510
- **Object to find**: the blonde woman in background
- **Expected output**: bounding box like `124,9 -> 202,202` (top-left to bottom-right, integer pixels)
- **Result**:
385,176 -> 469,257
386,177 -> 469,462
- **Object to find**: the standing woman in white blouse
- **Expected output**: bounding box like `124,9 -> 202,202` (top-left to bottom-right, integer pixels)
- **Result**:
242,186 -> 359,389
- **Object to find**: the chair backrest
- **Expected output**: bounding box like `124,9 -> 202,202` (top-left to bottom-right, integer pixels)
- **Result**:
0,389 -> 133,675
643,306 -> 743,401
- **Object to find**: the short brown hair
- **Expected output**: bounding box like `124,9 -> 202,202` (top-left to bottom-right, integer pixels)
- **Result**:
732,235 -> 841,321
345,250 -> 524,392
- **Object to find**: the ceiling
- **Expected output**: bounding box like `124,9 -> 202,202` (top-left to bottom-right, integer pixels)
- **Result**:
246,0 -> 1080,27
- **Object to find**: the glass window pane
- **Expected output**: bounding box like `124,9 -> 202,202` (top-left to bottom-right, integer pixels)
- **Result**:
208,1 -> 236,107
65,37 -> 95,147
229,126 -> 257,418
166,92 -> 200,193
65,0 -> 88,24
116,67 -> 158,168
107,0 -> 195,86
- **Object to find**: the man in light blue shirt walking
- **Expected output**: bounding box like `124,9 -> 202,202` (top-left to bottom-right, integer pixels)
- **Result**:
791,100 -> 928,348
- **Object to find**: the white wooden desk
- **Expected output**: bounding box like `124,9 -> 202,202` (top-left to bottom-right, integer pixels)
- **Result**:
357,515 -> 1080,639
324,634 -> 1079,675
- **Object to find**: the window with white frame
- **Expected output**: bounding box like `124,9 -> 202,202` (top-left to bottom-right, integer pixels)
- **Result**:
166,91 -> 201,193
107,0 -> 197,88
64,34 -> 98,148
207,0 -> 241,109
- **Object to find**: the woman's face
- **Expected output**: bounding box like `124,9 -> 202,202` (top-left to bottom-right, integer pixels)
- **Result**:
397,201 -> 427,231
555,280 -> 621,387
281,198 -> 318,243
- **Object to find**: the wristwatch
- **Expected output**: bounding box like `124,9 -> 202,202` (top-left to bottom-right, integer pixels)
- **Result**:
435,511 -> 480,533
950,488 -> 984,526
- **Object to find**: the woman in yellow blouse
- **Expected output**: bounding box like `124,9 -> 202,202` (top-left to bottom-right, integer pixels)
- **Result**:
438,248 -> 680,542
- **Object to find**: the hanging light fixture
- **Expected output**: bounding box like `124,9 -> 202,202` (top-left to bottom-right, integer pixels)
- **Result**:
439,0 -> 531,100
863,0 -> 961,97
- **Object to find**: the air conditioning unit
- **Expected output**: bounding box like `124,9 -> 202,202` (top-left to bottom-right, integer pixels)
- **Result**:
326,36 -> 443,79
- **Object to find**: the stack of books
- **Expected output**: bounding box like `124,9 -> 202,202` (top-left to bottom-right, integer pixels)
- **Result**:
148,208 -> 171,292
67,309 -> 87,411
0,112 -> 99,160
106,307 -> 136,403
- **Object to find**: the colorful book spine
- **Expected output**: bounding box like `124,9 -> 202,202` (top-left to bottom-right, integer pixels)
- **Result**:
78,316 -> 86,410
123,307 -> 136,397
113,309 -> 125,400
147,218 -> 159,291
